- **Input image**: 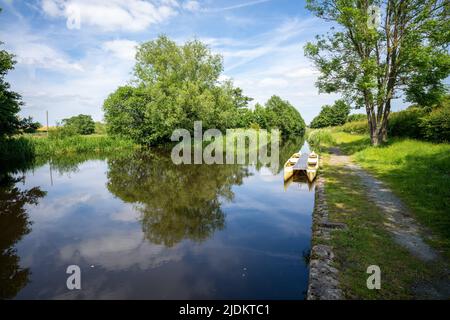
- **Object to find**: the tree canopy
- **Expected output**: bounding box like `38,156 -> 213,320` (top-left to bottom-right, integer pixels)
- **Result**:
305,0 -> 450,145
104,36 -> 306,145
254,96 -> 306,136
62,114 -> 95,135
0,39 -> 22,137
1,9 -> 40,138
310,100 -> 351,128
104,36 -> 255,145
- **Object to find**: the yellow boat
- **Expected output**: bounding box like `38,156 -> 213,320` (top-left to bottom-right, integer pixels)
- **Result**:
306,152 -> 319,182
283,153 -> 301,181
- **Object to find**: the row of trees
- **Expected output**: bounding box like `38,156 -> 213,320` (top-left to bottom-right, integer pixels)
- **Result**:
104,36 -> 306,145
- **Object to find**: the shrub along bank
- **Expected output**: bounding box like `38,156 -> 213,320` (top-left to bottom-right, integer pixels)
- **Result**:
338,102 -> 449,142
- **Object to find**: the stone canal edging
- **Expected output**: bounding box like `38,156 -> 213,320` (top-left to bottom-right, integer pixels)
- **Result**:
307,176 -> 345,300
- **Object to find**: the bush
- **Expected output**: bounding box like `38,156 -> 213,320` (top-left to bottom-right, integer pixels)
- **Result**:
95,122 -> 107,134
340,120 -> 369,134
19,116 -> 41,133
0,137 -> 35,172
387,107 -> 426,139
310,100 -> 350,128
347,114 -> 366,122
62,114 -> 95,135
307,129 -> 336,151
48,126 -> 79,139
420,105 -> 450,142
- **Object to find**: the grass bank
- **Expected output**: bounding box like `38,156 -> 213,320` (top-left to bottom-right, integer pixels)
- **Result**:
28,134 -> 138,158
308,128 -> 450,298
320,157 -> 440,299
326,131 -> 450,258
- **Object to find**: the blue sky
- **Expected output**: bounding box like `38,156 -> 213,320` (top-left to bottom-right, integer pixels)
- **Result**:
0,0 -> 407,125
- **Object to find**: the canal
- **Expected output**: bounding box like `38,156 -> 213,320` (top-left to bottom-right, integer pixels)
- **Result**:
0,138 -> 315,299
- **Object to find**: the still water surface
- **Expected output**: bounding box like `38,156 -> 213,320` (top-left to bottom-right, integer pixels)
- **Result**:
1,140 -> 314,299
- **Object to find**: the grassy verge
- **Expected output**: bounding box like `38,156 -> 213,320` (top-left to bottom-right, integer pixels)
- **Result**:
307,128 -> 450,298
325,131 -> 450,259
308,128 -> 450,258
321,158 -> 438,299
28,134 -> 138,158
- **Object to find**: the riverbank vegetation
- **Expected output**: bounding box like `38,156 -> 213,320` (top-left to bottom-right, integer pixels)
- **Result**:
31,134 -> 137,158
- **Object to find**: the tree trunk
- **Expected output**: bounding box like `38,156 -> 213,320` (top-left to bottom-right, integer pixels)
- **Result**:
368,98 -> 392,146
369,117 -> 380,146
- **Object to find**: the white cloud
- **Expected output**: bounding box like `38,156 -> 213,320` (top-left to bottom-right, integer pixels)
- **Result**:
206,0 -> 271,12
182,0 -> 200,12
202,18 -> 340,122
41,0 -> 178,32
2,28 -> 83,73
219,19 -> 313,70
16,42 -> 84,72
102,39 -> 138,61
258,77 -> 289,87
41,0 -> 61,17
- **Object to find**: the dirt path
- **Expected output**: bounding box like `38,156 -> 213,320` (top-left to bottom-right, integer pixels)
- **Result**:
327,147 -> 438,261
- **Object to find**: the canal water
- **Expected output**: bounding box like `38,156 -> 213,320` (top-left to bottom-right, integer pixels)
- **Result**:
0,139 -> 315,299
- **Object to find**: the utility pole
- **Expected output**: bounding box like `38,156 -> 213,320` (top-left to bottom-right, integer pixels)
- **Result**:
46,110 -> 49,137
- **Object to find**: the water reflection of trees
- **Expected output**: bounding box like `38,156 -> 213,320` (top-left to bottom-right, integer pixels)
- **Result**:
106,150 -> 250,247
0,172 -> 46,299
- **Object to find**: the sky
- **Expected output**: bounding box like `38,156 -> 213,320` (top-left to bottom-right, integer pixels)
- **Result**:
0,0 -> 409,125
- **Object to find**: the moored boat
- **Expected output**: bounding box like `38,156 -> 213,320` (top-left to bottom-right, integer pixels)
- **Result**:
284,153 -> 301,181
306,152 -> 319,182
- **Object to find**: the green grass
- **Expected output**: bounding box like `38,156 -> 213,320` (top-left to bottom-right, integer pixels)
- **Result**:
354,139 -> 450,257
0,137 -> 35,173
321,161 -> 438,299
28,134 -> 138,157
306,128 -> 336,151
317,130 -> 450,258
309,129 -> 450,298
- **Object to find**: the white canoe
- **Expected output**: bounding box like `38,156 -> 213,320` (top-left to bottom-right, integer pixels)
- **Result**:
306,152 -> 319,182
284,153 -> 301,181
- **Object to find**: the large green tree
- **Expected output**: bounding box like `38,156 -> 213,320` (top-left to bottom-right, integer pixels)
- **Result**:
1,9 -> 40,139
0,27 -> 22,137
104,36 -> 252,145
310,99 -> 351,128
254,96 -> 306,136
62,114 -> 95,135
305,0 -> 450,145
